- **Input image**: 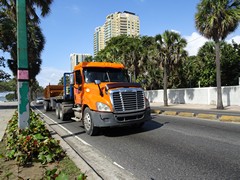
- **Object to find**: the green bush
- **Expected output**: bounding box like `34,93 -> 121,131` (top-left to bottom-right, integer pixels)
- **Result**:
5,110 -> 65,165
5,93 -> 15,101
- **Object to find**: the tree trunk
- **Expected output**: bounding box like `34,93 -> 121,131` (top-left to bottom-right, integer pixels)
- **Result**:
163,64 -> 168,106
215,41 -> 223,109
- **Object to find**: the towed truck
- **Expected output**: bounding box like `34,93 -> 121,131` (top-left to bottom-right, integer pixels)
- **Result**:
43,61 -> 151,135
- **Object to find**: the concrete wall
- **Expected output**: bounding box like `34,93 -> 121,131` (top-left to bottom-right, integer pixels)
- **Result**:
145,86 -> 240,106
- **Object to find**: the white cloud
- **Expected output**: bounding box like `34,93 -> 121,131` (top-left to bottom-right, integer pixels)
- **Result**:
36,67 -> 67,87
170,29 -> 181,34
184,32 -> 208,56
226,35 -> 240,44
184,33 -> 240,56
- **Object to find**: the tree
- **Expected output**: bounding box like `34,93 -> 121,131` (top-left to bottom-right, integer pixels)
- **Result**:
0,56 -> 10,81
155,31 -> 187,106
0,0 -> 53,23
197,41 -> 216,87
30,80 -> 43,100
0,0 -> 53,99
0,77 -> 15,91
197,41 -> 240,87
84,56 -> 93,62
195,0 -> 240,109
95,35 -> 145,82
219,41 -> 240,86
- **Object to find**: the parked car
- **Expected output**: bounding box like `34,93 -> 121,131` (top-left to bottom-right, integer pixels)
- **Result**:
36,97 -> 44,104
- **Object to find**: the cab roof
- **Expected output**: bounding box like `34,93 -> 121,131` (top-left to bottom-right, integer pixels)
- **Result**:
74,62 -> 124,71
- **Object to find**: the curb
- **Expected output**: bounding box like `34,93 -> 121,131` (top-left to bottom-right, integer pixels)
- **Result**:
34,109 -> 102,180
151,109 -> 240,123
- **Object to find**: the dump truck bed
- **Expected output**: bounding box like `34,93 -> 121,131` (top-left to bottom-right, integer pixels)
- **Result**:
44,85 -> 64,99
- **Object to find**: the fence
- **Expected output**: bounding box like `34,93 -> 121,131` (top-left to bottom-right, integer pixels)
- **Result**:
145,86 -> 240,106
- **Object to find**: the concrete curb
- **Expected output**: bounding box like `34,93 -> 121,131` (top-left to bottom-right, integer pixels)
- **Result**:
151,109 -> 240,123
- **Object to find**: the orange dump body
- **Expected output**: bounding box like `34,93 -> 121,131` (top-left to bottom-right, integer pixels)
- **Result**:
44,85 -> 64,99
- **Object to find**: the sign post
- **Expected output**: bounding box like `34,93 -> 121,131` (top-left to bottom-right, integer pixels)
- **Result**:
17,0 -> 29,129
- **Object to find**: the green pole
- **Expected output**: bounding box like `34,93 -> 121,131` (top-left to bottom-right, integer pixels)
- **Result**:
17,0 -> 29,129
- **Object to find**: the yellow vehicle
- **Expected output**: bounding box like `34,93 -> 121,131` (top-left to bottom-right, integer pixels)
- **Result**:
43,62 -> 151,135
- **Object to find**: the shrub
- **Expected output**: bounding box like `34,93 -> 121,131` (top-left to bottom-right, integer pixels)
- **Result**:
5,110 -> 65,165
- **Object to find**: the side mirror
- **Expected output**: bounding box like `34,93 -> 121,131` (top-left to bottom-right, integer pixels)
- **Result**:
95,80 -> 103,97
95,80 -> 101,85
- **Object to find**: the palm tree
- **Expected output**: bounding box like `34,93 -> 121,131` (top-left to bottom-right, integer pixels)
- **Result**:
195,0 -> 240,109
0,0 -> 53,23
155,31 -> 187,106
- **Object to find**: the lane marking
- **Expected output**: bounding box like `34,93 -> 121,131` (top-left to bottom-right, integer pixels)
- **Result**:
113,162 -> 125,169
35,108 -> 91,146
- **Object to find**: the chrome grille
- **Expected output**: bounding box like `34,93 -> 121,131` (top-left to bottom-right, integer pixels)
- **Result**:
111,88 -> 145,113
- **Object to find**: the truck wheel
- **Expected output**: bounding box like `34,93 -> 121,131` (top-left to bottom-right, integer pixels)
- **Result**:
56,103 -> 60,119
59,104 -> 68,121
44,101 -> 50,112
83,107 -> 98,136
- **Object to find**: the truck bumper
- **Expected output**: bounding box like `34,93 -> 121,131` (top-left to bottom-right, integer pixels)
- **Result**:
91,107 -> 151,127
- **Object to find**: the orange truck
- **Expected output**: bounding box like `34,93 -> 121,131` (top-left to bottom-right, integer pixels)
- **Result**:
43,62 -> 151,135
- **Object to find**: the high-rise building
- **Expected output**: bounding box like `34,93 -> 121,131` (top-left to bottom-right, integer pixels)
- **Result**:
94,26 -> 105,56
94,11 -> 140,56
70,53 -> 91,71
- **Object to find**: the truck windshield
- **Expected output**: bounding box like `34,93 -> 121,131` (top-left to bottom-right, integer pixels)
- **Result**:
83,68 -> 129,83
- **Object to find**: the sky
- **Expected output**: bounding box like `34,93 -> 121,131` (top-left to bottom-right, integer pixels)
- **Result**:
1,0 -> 240,87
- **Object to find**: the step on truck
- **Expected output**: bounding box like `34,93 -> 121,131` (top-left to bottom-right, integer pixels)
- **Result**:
43,62 -> 151,135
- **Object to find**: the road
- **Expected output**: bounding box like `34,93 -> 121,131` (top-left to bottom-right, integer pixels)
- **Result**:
35,105 -> 240,180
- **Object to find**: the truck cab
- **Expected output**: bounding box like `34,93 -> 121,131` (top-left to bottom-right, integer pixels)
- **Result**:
44,62 -> 151,136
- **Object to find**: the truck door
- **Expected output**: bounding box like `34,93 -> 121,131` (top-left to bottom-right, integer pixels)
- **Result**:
74,70 -> 82,105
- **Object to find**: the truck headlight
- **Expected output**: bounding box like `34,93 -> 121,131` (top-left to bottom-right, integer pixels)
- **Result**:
96,102 -> 111,112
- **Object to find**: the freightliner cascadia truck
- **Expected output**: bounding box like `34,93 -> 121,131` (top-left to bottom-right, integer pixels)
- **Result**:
43,62 -> 151,135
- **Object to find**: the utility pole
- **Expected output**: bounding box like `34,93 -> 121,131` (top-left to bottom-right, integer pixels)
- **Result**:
17,0 -> 29,129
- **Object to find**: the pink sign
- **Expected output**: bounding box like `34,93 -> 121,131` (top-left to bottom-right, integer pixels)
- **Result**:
18,70 -> 29,80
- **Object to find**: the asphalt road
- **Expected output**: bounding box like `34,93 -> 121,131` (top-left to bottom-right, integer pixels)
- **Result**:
35,105 -> 240,180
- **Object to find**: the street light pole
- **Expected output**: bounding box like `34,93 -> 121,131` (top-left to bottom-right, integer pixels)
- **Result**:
17,0 -> 29,129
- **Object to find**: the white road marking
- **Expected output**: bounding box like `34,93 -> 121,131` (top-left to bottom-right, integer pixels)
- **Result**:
35,108 -> 91,146
113,162 -> 125,169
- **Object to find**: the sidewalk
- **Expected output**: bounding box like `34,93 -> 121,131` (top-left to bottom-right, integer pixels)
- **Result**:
0,102 -> 17,141
150,102 -> 240,122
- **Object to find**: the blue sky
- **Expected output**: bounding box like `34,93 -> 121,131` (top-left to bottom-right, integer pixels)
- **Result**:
1,0 -> 240,87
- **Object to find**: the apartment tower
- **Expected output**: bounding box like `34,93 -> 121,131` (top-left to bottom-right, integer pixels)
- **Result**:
70,53 -> 91,71
94,11 -> 140,56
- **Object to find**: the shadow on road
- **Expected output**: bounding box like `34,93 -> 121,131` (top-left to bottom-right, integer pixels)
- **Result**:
101,119 -> 164,137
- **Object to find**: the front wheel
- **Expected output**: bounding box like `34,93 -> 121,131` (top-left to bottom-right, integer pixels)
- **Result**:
83,107 -> 98,136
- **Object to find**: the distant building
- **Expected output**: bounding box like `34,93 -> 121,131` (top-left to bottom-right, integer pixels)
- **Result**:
94,26 -> 105,56
93,11 -> 140,56
70,53 -> 91,71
